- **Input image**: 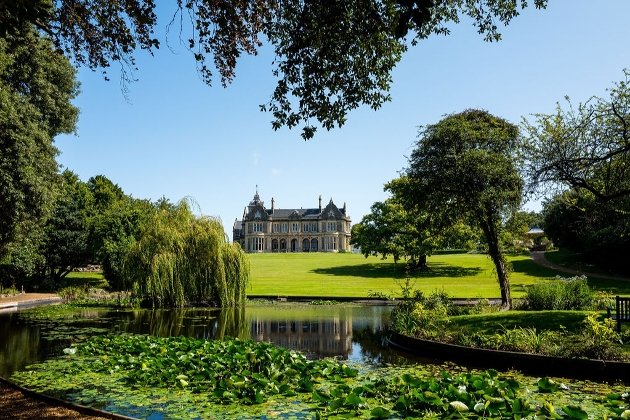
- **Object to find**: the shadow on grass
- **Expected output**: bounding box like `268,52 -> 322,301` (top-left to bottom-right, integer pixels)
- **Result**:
311,262 -> 482,279
510,258 -> 560,278
510,258 -> 630,296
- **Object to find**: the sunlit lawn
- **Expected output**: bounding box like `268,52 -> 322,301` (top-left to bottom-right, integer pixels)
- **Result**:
248,252 -> 630,298
447,310 -> 593,335
63,271 -> 110,289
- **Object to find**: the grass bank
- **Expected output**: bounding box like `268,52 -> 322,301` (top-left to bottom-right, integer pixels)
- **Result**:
248,252 -> 630,298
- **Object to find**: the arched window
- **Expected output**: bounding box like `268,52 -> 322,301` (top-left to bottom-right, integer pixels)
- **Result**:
272,239 -> 278,252
302,239 -> 310,252
291,239 -> 298,252
280,239 -> 286,251
311,239 -> 318,252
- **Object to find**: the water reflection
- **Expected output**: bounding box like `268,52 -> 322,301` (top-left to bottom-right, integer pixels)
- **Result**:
0,304 -> 395,379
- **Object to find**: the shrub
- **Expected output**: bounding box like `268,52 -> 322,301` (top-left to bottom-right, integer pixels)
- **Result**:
390,289 -> 453,338
57,286 -> 88,301
522,275 -> 595,310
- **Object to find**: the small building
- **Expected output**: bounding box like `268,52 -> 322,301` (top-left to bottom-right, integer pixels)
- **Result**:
233,191 -> 351,253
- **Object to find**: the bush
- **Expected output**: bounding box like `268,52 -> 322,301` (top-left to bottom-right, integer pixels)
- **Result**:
58,286 -> 88,301
390,289 -> 453,338
522,275 -> 595,310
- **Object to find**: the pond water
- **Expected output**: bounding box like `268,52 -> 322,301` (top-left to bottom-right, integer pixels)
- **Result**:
0,303 -> 422,379
2,303 -> 629,419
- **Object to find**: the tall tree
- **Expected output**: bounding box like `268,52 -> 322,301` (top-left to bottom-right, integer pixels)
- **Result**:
4,0 -> 546,139
522,70 -> 630,201
41,170 -> 92,284
351,198 -> 433,269
351,186 -> 481,269
0,24 -> 79,261
541,190 -> 629,275
391,109 -> 523,308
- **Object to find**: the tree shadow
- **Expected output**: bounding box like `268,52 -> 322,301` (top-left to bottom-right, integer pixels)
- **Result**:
510,258 -> 630,295
311,262 -> 482,279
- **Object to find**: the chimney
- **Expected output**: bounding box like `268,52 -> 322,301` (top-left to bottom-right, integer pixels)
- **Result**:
318,195 -> 322,213
271,197 -> 275,214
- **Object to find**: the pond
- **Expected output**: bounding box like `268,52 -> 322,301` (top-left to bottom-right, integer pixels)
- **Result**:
0,303 -> 411,380
1,303 -> 629,419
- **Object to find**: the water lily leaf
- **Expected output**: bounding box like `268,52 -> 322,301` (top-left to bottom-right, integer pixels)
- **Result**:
370,406 -> 391,419
330,397 -> 344,411
561,405 -> 588,419
342,366 -> 358,378
450,401 -> 469,412
344,393 -> 363,407
312,390 -> 332,403
538,378 -> 560,393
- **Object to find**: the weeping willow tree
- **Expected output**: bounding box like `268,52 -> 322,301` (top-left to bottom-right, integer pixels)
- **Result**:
123,200 -> 249,308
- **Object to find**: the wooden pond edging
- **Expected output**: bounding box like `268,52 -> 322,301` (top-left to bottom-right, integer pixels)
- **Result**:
388,333 -> 630,382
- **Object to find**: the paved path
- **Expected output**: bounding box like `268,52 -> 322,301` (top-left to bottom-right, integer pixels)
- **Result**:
529,251 -> 630,282
0,293 -> 61,312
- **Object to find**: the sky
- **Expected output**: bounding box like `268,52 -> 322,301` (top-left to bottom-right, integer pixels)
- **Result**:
55,1 -> 630,239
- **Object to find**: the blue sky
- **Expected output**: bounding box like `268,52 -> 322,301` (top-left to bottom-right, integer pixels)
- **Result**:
56,1 -> 630,238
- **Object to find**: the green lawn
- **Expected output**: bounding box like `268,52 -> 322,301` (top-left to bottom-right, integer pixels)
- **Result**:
447,310 -> 592,335
63,271 -> 110,289
248,252 -> 630,298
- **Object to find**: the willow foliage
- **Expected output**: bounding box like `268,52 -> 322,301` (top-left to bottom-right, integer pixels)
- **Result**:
123,200 -> 249,308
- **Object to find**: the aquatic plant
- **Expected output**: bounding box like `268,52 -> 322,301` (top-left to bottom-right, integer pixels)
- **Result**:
12,334 -> 630,419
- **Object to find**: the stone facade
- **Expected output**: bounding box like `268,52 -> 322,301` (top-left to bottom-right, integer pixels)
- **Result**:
233,192 -> 351,253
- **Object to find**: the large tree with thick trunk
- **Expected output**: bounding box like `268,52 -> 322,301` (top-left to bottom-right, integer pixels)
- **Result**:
390,109 -> 523,308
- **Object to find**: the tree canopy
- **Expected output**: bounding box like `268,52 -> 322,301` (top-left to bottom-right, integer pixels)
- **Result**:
0,23 -> 79,262
522,70 -> 630,201
391,109 -> 523,308
123,199 -> 249,307
4,0 -> 547,139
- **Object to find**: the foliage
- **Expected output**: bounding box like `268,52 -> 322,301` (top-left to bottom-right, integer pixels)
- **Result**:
501,210 -> 543,253
0,23 -> 79,263
541,190 -> 629,275
5,1 -> 546,139
573,312 -> 621,360
0,285 -> 19,296
351,198 -> 481,268
523,71 -> 630,275
123,199 -> 249,307
390,289 -> 457,338
13,332 -> 625,419
521,276 -> 596,311
310,299 -> 340,305
57,285 -> 89,301
89,192 -> 154,290
523,70 -> 630,202
390,109 -> 523,308
40,170 -> 92,285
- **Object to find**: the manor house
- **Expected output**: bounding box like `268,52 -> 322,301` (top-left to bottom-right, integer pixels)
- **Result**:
233,192 -> 351,253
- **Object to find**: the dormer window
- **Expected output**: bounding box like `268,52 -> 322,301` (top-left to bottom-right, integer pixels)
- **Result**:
255,211 -> 261,219
328,210 -> 334,218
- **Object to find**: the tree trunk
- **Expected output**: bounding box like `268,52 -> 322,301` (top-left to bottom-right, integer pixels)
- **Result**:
481,221 -> 511,310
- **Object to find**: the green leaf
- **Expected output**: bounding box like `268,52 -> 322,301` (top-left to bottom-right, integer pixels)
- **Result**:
370,406 -> 391,419
449,401 -> 469,412
561,405 -> 588,419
